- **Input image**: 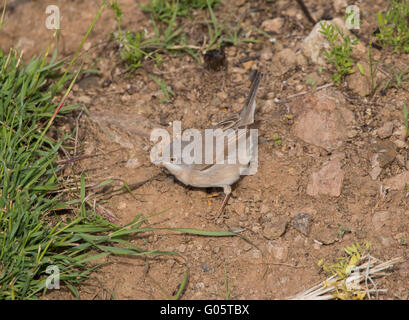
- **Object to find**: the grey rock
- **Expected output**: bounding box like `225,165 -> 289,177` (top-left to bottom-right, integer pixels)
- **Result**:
292,213 -> 312,236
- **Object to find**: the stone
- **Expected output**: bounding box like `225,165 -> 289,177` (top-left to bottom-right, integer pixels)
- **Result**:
260,48 -> 273,61
369,165 -> 382,180
117,202 -> 127,210
307,160 -> 344,197
378,122 -> 394,139
261,17 -> 284,33
346,61 -> 370,96
177,244 -> 187,253
78,95 -> 92,104
292,213 -> 312,236
125,158 -> 142,168
383,171 -> 409,190
394,139 -> 407,149
260,204 -> 270,215
268,241 -> 288,261
262,216 -> 288,240
291,89 -> 355,151
369,140 -> 396,168
301,21 -> 332,65
398,261 -> 409,278
272,48 -> 297,75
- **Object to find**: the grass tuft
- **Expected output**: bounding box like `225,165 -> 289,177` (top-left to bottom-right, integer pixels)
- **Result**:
376,0 -> 409,53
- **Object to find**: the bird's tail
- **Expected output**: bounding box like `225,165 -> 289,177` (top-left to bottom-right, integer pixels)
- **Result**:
238,70 -> 263,127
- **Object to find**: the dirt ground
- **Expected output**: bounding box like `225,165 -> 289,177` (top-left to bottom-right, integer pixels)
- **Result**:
1,0 -> 408,299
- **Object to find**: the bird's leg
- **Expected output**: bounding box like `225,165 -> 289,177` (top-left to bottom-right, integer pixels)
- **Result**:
215,185 -> 231,219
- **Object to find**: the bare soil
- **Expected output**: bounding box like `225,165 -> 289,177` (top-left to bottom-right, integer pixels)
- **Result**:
1,0 -> 408,300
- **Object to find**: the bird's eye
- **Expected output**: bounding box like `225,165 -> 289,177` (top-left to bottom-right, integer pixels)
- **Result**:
170,156 -> 177,163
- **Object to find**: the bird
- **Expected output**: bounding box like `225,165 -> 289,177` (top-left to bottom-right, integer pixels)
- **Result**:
158,70 -> 263,219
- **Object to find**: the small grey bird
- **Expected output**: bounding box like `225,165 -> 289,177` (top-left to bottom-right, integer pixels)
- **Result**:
159,70 -> 263,218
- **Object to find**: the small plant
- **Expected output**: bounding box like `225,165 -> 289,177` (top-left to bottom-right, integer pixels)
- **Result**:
382,64 -> 409,94
376,0 -> 409,53
111,0 -> 254,70
319,22 -> 358,85
273,134 -> 283,147
293,242 -> 403,300
141,0 -> 220,23
111,1 -> 199,71
150,75 -> 175,102
368,38 -> 381,96
306,76 -> 317,90
398,236 -> 407,246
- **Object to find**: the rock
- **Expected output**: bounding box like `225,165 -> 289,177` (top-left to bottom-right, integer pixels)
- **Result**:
201,263 -> 210,272
347,129 -> 358,138
196,282 -> 205,290
78,95 -> 92,104
262,216 -> 289,240
383,171 -> 409,190
252,249 -> 262,259
372,211 -> 390,231
330,151 -> 346,161
260,203 -> 270,215
396,154 -> 406,167
295,84 -> 304,92
313,226 -> 339,245
370,165 -> 382,180
268,241 -> 288,261
291,89 -> 355,151
398,261 -> 409,278
125,158 -> 142,168
379,236 -> 394,247
346,61 -> 370,96
292,213 -> 312,236
216,91 -> 228,100
260,48 -> 273,61
378,122 -> 394,139
210,96 -> 222,106
293,235 -> 306,248
272,48 -> 297,75
301,21 -> 332,65
307,160 -> 344,197
242,60 -> 254,71
78,75 -> 100,90
369,140 -> 396,168
231,202 -> 246,215
177,244 -> 187,253
117,202 -> 127,210
239,213 -> 248,222
296,53 -> 307,66
394,139 -> 407,149
313,242 -> 322,250
261,17 -> 284,33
